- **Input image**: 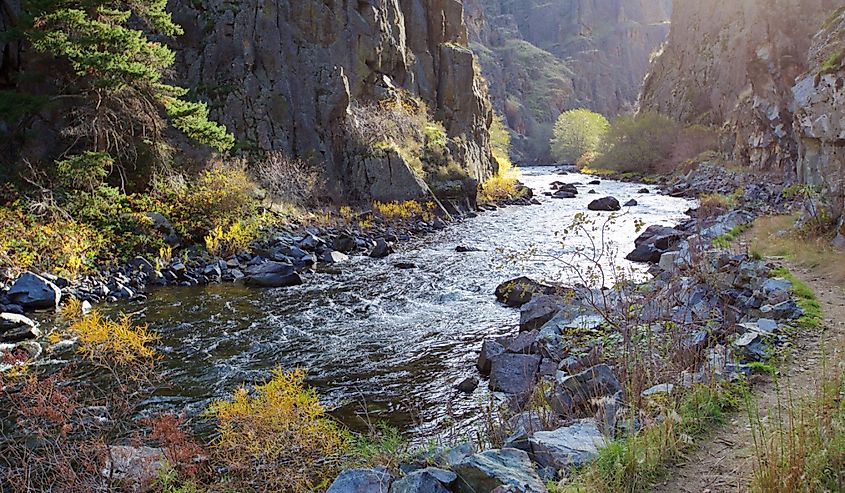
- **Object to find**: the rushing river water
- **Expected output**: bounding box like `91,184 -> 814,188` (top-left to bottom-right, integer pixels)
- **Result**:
91,168 -> 695,438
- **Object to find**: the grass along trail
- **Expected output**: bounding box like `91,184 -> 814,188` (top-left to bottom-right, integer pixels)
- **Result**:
652,260 -> 845,493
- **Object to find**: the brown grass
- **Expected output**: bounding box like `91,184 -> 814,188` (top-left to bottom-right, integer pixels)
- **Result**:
746,215 -> 845,287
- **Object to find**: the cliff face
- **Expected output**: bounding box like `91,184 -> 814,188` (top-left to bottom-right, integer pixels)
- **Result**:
168,0 -> 496,202
794,7 -> 845,235
464,0 -> 671,163
640,0 -> 839,173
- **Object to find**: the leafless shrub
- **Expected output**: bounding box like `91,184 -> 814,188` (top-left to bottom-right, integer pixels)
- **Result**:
255,152 -> 325,208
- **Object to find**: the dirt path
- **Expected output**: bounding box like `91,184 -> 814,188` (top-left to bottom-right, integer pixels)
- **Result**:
652,261 -> 845,493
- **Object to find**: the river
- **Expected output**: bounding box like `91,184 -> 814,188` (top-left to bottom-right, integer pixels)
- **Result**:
94,168 -> 695,439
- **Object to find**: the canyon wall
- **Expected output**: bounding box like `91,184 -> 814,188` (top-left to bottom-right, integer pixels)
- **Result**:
464,0 -> 671,162
641,0 -> 840,174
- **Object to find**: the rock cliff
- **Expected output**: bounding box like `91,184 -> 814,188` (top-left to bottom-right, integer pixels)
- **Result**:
640,0 -> 839,173
464,0 -> 671,163
793,7 -> 845,237
168,0 -> 495,203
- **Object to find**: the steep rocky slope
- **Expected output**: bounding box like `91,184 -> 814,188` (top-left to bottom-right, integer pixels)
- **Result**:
794,7 -> 845,237
464,0 -> 671,162
168,0 -> 495,203
640,0 -> 840,173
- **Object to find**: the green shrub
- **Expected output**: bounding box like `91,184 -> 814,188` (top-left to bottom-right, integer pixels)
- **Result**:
550,109 -> 609,164
593,112 -> 680,173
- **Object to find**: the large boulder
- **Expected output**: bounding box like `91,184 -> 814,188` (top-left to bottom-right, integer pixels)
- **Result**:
390,468 -> 456,493
242,261 -> 303,288
529,419 -> 607,471
587,197 -> 621,212
477,339 -> 506,375
495,277 -> 554,308
519,295 -> 565,332
6,272 -> 61,310
454,448 -> 547,493
328,469 -> 393,493
489,353 -> 541,395
626,226 -> 686,263
550,364 -> 621,416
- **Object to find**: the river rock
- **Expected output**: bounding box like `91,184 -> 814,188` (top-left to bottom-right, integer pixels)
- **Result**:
456,377 -> 479,394
627,226 -> 686,263
519,295 -> 565,331
550,364 -> 621,416
552,190 -> 577,199
298,233 -> 325,251
454,448 -> 547,493
370,238 -> 394,258
529,419 -> 607,471
328,469 -> 393,493
0,313 -> 40,342
456,245 -> 481,252
495,277 -> 554,308
321,250 -> 350,264
489,353 -> 541,395
638,188 -> 650,194
7,272 -> 61,311
504,331 -> 540,355
390,468 -> 456,493
333,234 -> 358,253
477,339 -> 506,375
588,180 -> 601,185
623,199 -> 638,207
243,262 -> 303,288
587,197 -> 621,212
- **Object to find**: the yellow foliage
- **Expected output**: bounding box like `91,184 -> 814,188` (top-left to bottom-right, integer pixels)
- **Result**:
479,155 -> 523,203
207,367 -> 348,492
373,200 -> 434,222
56,301 -> 159,365
204,218 -> 260,257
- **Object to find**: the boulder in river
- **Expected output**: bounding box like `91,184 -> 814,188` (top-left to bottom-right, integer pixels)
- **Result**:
456,245 -> 481,253
7,272 -> 61,311
243,262 -> 303,288
587,197 -> 621,212
623,199 -> 638,207
454,448 -> 547,493
0,313 -> 40,342
626,226 -> 686,263
370,238 -> 394,258
477,339 -> 506,375
529,419 -> 607,471
638,188 -> 650,194
456,377 -> 479,394
519,295 -> 565,332
588,180 -> 601,185
327,468 -> 393,493
489,353 -> 541,395
333,234 -> 358,253
495,277 -> 555,308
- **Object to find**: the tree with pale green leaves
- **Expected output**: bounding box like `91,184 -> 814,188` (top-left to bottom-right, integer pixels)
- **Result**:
550,109 -> 609,164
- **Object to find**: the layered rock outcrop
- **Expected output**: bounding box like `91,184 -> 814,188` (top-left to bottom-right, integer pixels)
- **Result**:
167,0 -> 495,203
640,0 -> 839,173
794,7 -> 845,233
464,0 -> 671,163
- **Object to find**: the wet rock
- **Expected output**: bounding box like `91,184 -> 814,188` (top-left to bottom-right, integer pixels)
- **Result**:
489,353 -> 541,395
495,277 -> 554,308
456,245 -> 481,252
588,189 -> 597,194
638,188 -> 650,194
394,262 -> 417,270
623,199 -> 638,207
390,468 -> 456,493
243,262 -> 303,288
552,191 -> 577,199
529,419 -> 607,470
456,377 -> 479,394
587,197 -> 621,212
454,448 -> 547,493
370,238 -> 394,259
321,251 -> 350,264
519,295 -> 564,331
550,364 -> 621,416
333,234 -> 358,253
0,313 -> 40,342
100,445 -> 164,485
328,469 -> 393,493
477,340 -> 506,375
588,180 -> 601,185
505,331 -> 540,355
7,272 -> 61,311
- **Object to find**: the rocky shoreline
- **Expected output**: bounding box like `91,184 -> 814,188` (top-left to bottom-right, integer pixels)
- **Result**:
321,165 -> 812,492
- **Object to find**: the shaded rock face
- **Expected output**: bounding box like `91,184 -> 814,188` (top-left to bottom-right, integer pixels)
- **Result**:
464,0 -> 672,162
640,0 -> 838,173
794,7 -> 845,229
168,0 -> 495,201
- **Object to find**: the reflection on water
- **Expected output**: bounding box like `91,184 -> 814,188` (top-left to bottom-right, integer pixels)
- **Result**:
97,168 -> 695,437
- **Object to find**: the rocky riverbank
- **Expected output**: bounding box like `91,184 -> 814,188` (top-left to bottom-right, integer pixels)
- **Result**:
319,166 -> 813,492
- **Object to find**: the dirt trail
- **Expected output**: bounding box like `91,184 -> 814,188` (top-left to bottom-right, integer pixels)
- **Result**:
652,261 -> 845,493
